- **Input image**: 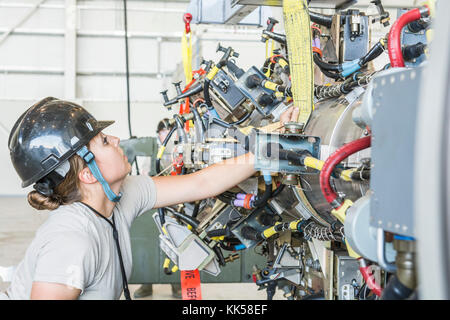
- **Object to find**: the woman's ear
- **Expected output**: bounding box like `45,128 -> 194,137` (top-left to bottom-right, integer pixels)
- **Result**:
78,167 -> 97,184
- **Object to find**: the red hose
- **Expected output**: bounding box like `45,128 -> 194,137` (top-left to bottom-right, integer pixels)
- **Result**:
388,8 -> 422,68
358,258 -> 382,297
319,136 -> 371,206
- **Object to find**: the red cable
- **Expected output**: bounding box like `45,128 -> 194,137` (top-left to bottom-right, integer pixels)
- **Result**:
319,136 -> 371,205
358,258 -> 382,297
388,8 -> 422,68
311,25 -> 322,36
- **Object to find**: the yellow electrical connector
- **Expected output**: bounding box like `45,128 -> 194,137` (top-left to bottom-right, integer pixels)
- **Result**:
206,66 -> 220,81
304,156 -> 324,171
340,168 -> 358,182
264,81 -> 279,91
331,199 -> 353,224
156,145 -> 166,160
262,222 -> 281,239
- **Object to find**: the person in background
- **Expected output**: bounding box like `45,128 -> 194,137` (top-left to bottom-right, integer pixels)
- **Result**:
133,119 -> 181,299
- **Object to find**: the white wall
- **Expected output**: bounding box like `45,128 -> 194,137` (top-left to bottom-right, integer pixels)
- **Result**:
0,0 -> 417,194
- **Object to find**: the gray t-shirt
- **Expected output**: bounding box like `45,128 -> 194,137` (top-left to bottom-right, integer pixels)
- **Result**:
1,175 -> 157,300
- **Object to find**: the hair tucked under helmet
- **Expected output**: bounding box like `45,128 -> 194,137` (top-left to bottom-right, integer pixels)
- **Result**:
8,97 -> 117,210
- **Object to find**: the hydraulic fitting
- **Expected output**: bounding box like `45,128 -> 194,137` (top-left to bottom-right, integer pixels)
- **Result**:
393,237 -> 416,290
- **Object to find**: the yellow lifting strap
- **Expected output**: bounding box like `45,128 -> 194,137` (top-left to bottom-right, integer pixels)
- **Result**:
181,30 -> 193,84
283,0 -> 314,131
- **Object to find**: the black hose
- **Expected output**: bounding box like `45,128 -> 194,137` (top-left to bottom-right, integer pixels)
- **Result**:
163,84 -> 203,107
320,68 -> 342,80
219,242 -> 237,251
313,52 -> 342,72
191,107 -> 205,143
203,79 -> 214,111
207,228 -> 230,238
123,0 -> 132,138
203,112 -> 251,129
165,207 -> 200,230
309,11 -> 333,28
381,275 -> 414,300
271,183 -> 286,198
174,114 -> 187,144
158,207 -> 166,226
192,201 -> 200,219
359,41 -> 385,66
252,183 -> 273,208
155,126 -> 177,174
213,245 -> 226,266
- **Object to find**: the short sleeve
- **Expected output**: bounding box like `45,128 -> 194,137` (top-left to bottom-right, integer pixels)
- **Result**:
116,175 -> 157,225
33,231 -> 95,293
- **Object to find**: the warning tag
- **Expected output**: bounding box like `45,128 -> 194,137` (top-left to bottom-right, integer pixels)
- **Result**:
181,269 -> 202,300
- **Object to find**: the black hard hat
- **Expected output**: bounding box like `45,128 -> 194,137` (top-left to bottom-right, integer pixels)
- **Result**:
8,97 -> 114,188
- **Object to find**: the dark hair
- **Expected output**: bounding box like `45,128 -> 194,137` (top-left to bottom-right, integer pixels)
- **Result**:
156,118 -> 173,133
27,155 -> 86,211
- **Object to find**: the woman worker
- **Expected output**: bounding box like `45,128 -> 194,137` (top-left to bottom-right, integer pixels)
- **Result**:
2,97 -> 298,300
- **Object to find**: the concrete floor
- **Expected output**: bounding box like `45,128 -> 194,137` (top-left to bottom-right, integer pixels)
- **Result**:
0,196 -> 283,300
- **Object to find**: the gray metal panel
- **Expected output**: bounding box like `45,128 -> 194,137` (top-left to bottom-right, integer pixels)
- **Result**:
342,14 -> 369,62
370,67 -> 423,237
397,9 -> 428,68
187,0 -> 269,26
414,0 -> 450,299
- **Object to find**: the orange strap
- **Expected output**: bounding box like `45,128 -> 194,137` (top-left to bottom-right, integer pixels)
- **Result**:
181,269 -> 202,300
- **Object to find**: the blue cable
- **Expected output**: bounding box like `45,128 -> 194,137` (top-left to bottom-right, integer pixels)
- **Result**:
341,59 -> 361,77
394,235 -> 415,241
77,146 -> 122,202
262,171 -> 272,184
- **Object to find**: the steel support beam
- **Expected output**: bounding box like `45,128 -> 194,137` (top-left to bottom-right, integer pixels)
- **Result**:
0,0 -> 46,46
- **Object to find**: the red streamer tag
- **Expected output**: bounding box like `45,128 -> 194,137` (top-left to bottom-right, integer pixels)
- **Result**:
181,269 -> 202,300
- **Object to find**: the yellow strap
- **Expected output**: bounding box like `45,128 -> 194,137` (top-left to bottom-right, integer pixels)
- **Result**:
283,0 -> 314,130
171,265 -> 179,273
271,39 -> 275,57
181,30 -> 192,84
304,156 -> 324,171
265,39 -> 269,59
